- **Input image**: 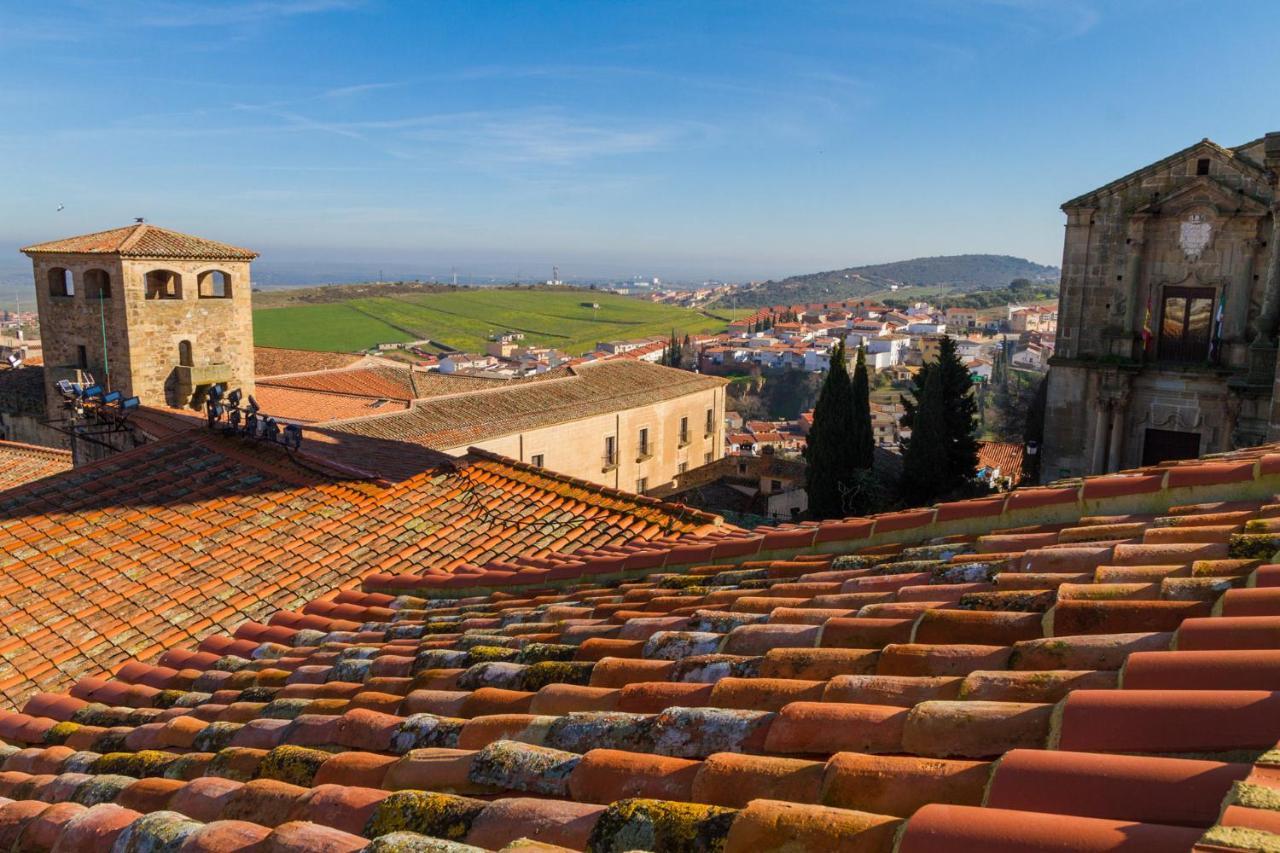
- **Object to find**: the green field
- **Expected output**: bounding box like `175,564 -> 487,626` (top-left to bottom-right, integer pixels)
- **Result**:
253,289 -> 749,354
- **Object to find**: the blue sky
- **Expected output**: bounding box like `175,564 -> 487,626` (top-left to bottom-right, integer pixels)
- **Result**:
1,0 -> 1278,283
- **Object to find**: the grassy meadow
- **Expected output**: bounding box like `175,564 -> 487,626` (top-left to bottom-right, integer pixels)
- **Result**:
253,288 -> 748,354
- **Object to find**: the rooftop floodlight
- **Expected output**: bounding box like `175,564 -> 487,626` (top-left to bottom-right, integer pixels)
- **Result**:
247,395 -> 260,414
228,408 -> 242,429
245,411 -> 259,437
263,417 -> 280,442
56,379 -> 75,397
102,390 -> 122,405
82,384 -> 103,400
227,388 -> 243,408
208,384 -> 224,403
5,352 -> 20,369
282,424 -> 303,451
120,396 -> 140,412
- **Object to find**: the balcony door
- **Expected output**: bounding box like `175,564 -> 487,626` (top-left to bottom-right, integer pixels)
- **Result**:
1157,286 -> 1215,363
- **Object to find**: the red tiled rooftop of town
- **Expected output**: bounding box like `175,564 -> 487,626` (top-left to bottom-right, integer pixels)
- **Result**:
4,438 -> 1280,849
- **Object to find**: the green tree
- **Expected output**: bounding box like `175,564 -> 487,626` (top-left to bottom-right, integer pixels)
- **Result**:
663,330 -> 682,369
804,341 -> 859,518
900,362 -> 953,506
899,335 -> 981,504
850,345 -> 873,468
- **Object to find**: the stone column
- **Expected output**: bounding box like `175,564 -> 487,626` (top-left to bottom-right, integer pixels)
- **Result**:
1120,221 -> 1147,336
1251,208 -> 1280,345
1228,237 -> 1264,342
1107,402 -> 1126,473
1091,404 -> 1110,475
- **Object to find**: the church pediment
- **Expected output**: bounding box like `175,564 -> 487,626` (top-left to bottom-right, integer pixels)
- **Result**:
1134,175 -> 1270,218
1063,138 -> 1271,210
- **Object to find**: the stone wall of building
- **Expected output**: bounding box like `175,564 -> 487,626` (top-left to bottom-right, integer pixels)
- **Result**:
29,255 -> 131,419
118,258 -> 255,407
456,383 -> 726,493
28,253 -> 256,418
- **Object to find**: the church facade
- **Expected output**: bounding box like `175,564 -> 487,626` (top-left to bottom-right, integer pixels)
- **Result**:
1042,133 -> 1280,480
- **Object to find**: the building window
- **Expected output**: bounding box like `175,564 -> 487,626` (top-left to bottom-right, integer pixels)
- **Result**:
1158,286 -> 1215,363
197,270 -> 231,299
704,452 -> 713,465
178,340 -> 194,367
770,479 -> 783,493
49,268 -> 74,298
603,436 -> 617,469
678,462 -> 688,474
705,408 -> 714,435
76,345 -> 88,370
635,477 -> 648,493
637,427 -> 651,459
678,416 -> 690,446
1196,158 -> 1211,176
145,270 -> 182,300
530,454 -> 544,468
84,269 -> 111,299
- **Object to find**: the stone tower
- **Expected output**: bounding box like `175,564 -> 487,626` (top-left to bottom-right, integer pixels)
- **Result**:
21,223 -> 258,417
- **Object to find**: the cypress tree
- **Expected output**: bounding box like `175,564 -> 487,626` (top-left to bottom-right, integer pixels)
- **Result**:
804,341 -> 858,519
851,345 -> 873,469
900,361 -> 952,506
899,335 -> 980,504
665,330 -> 682,369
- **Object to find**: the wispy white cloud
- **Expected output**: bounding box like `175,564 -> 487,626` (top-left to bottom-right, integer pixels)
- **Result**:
323,82 -> 403,98
395,110 -> 704,166
132,0 -> 364,28
965,0 -> 1100,39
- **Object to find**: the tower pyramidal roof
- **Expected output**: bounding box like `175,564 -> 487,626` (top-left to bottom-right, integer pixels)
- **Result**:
20,222 -> 257,260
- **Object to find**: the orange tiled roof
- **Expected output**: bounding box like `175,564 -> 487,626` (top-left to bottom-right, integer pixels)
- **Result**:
0,440 -> 71,491
0,431 -> 719,708
251,385 -> 412,424
254,347 -> 365,378
21,223 -> 257,260
259,366 -> 417,402
3,443 -> 1280,848
332,360 -> 726,450
978,440 -> 1025,486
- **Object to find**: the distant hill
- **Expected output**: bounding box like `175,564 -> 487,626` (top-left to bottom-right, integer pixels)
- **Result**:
720,254 -> 1060,308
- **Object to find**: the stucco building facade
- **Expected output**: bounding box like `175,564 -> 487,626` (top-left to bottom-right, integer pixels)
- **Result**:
1042,133 -> 1280,480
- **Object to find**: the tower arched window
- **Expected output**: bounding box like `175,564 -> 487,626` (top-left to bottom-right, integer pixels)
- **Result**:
197,270 -> 231,299
145,270 -> 182,300
84,269 -> 111,299
48,268 -> 74,298
178,340 -> 194,367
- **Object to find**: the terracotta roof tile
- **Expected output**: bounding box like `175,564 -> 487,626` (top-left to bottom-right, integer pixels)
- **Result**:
21,223 -> 256,260
332,360 -> 726,449
6,432 -> 1280,849
0,441 -> 71,492
253,347 -> 365,378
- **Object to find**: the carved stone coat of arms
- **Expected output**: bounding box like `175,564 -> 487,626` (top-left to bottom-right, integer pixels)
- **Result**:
1179,213 -> 1212,261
